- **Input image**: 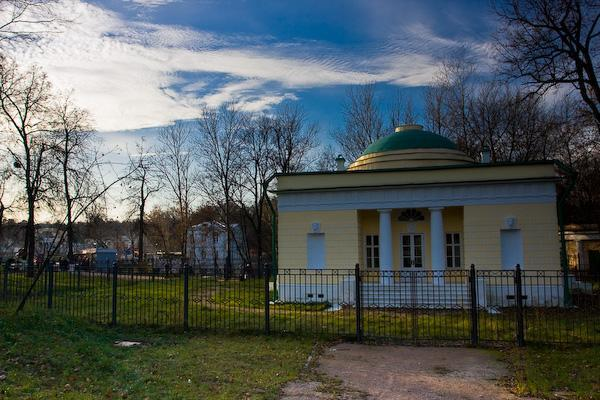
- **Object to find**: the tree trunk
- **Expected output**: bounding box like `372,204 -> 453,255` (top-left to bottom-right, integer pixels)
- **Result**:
0,203 -> 5,257
224,200 -> 232,280
25,198 -> 35,276
256,219 -> 263,278
212,230 -> 218,276
138,202 -> 145,264
66,220 -> 74,263
63,143 -> 74,263
66,199 -> 74,263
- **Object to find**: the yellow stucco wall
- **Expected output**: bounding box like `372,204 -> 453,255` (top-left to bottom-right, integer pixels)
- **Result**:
463,203 -> 560,270
357,207 -> 463,270
278,210 -> 359,269
279,204 -> 560,271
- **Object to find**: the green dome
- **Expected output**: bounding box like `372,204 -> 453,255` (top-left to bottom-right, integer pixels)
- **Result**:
362,126 -> 457,156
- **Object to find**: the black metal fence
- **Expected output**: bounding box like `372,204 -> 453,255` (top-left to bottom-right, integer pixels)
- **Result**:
1,263 -> 599,346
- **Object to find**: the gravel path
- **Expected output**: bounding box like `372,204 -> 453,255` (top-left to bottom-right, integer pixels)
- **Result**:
281,343 -> 536,400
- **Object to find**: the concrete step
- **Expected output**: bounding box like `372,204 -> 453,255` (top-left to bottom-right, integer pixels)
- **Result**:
361,297 -> 471,308
361,286 -> 471,308
361,292 -> 469,298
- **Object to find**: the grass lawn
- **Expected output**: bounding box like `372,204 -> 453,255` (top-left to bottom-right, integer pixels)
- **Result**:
502,345 -> 600,399
0,311 -> 315,399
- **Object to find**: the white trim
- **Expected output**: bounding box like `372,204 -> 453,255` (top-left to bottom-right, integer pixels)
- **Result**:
428,206 -> 445,211
278,181 -> 555,212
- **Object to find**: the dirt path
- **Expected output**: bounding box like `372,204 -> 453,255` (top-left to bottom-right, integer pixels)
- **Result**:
281,343 -> 534,400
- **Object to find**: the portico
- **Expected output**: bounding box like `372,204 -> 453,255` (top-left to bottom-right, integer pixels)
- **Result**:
375,207 -> 447,284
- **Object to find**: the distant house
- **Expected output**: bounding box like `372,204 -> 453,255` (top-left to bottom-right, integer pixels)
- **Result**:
75,247 -> 117,270
186,222 -> 246,273
565,224 -> 600,275
36,226 -> 67,259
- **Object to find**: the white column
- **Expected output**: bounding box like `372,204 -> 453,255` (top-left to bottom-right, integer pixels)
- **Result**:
429,207 -> 445,285
378,209 -> 393,285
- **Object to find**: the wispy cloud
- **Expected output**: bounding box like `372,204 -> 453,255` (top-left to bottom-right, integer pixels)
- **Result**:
124,0 -> 179,8
6,0 -> 490,132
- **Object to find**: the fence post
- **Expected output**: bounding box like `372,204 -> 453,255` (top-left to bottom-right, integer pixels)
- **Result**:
183,264 -> 189,331
354,263 -> 362,342
411,272 -> 418,343
2,262 -> 8,300
47,261 -> 54,309
514,264 -> 525,347
111,262 -> 118,326
469,264 -> 479,346
264,263 -> 270,334
76,264 -> 81,291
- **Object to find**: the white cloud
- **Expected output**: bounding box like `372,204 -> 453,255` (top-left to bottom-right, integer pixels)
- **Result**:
124,0 -> 179,8
181,80 -> 207,92
5,0 -> 488,132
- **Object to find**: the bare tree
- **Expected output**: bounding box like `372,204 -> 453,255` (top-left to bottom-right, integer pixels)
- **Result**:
424,82 -> 446,136
235,114 -> 276,273
0,150 -> 15,249
196,102 -> 246,278
0,56 -> 56,270
567,150 -> 600,228
0,0 -> 62,45
315,144 -> 339,172
50,94 -> 100,263
156,122 -> 196,261
495,0 -> 600,129
424,56 -> 478,156
145,206 -> 179,254
389,91 -> 418,129
424,55 -> 575,163
271,104 -> 318,173
15,150 -> 132,312
333,84 -> 385,161
123,139 -> 162,264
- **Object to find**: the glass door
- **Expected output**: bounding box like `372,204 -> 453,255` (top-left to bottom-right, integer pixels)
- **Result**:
400,234 -> 424,268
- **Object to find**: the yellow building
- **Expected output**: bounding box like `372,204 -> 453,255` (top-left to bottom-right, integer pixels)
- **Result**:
274,125 -> 567,279
565,224 -> 600,274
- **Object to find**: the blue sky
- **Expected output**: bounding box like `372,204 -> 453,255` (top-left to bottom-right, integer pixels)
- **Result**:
9,0 -> 497,146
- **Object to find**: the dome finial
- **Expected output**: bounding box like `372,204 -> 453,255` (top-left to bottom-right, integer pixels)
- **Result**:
395,124 -> 423,133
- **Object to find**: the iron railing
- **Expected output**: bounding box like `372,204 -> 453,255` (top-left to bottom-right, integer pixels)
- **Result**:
1,263 -> 599,346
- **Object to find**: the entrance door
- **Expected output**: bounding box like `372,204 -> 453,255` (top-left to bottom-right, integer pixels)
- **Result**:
400,234 -> 424,268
